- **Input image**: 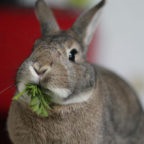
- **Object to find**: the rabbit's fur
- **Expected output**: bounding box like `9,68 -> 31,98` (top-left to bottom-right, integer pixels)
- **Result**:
7,0 -> 144,143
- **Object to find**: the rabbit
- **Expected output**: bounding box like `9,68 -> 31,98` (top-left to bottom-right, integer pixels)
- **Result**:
7,0 -> 144,144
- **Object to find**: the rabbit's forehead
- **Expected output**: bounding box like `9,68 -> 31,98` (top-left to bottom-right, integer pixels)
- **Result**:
35,37 -> 81,52
31,37 -> 82,64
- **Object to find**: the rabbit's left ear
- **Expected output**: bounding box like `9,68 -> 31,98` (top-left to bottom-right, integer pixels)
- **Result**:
35,0 -> 59,36
70,0 -> 106,48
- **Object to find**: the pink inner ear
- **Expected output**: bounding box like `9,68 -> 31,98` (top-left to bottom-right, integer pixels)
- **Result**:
0,7 -> 99,114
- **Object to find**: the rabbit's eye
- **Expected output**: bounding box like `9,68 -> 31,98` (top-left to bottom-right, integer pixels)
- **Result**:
69,49 -> 78,62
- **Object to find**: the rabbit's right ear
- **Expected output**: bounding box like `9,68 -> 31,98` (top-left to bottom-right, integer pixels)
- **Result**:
35,0 -> 59,36
70,0 -> 105,49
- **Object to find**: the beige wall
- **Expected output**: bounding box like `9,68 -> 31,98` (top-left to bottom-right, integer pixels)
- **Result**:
97,0 -> 144,106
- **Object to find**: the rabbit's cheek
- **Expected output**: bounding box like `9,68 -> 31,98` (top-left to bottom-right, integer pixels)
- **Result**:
40,75 -> 72,103
40,73 -> 70,91
39,66 -> 73,101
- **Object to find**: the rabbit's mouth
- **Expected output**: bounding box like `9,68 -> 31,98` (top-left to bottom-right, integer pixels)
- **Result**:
17,81 -> 72,105
17,64 -> 73,105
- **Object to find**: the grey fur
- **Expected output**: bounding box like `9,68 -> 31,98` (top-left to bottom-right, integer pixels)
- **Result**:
7,0 -> 144,144
35,0 -> 59,36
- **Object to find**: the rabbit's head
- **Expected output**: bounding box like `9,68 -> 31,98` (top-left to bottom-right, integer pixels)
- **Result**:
16,0 -> 105,105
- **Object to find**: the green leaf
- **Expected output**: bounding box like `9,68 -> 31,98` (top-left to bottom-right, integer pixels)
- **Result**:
31,104 -> 40,112
13,89 -> 26,100
30,97 -> 39,106
13,83 -> 52,117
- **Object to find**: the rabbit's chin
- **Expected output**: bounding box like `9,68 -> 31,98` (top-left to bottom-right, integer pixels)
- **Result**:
44,87 -> 72,104
44,87 -> 93,105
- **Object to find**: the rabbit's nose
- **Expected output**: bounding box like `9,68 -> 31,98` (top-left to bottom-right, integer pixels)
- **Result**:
33,62 -> 51,76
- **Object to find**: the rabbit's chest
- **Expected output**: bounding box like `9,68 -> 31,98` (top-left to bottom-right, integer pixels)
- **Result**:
32,106 -> 105,143
31,114 -> 103,144
8,100 -> 105,144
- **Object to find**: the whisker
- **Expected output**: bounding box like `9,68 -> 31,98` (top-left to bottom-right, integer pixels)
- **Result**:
0,84 -> 15,95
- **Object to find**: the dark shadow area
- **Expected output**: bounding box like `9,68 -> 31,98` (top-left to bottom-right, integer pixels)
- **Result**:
0,0 -> 16,5
0,113 -> 12,144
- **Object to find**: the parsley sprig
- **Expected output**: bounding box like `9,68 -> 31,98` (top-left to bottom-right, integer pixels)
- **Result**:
13,84 -> 51,117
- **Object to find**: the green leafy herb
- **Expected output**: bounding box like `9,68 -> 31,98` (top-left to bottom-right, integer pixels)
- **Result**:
13,84 -> 51,117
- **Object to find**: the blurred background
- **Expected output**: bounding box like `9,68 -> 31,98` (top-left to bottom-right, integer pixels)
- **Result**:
99,0 -> 144,107
0,0 -> 144,143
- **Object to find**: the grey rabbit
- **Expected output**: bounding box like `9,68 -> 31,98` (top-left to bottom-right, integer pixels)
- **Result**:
7,0 -> 144,143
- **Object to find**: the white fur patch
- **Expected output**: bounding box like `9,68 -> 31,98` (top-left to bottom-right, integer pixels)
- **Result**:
29,65 -> 39,84
51,88 -> 71,98
18,82 -> 25,93
17,82 -> 31,103
84,9 -> 102,46
60,89 -> 93,105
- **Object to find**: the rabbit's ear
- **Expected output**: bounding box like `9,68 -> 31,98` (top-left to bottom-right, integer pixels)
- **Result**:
71,0 -> 105,48
35,0 -> 59,36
